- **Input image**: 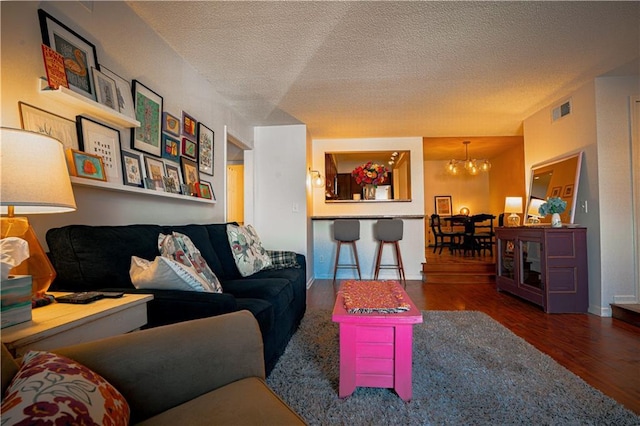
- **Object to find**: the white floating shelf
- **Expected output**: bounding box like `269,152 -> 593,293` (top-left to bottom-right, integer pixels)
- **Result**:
39,78 -> 140,129
70,177 -> 215,205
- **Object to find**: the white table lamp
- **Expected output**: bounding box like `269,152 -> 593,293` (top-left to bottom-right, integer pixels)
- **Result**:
1,128 -> 76,300
504,196 -> 523,227
526,198 -> 545,224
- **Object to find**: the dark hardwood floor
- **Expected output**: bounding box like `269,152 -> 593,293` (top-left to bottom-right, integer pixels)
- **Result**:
307,250 -> 640,415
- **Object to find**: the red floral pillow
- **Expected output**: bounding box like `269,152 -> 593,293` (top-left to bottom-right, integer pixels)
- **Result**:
1,350 -> 129,425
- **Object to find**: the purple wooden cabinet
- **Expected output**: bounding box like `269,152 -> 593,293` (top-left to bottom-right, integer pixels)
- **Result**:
495,227 -> 588,313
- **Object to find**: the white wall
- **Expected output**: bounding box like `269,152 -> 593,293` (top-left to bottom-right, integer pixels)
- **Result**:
524,76 -> 639,315
423,160 -> 491,215
311,137 -> 425,280
1,2 -> 252,247
252,125 -> 308,261
594,76 -> 639,307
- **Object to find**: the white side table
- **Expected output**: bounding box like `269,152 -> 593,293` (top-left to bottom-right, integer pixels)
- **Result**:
1,293 -> 153,356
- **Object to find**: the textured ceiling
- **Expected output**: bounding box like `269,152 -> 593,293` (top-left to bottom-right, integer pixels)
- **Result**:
127,1 -> 639,159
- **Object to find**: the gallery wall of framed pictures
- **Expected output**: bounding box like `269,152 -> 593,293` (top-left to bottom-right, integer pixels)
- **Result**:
32,8 -> 216,202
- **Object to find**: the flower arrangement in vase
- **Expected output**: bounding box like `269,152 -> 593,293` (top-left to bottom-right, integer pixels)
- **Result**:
538,197 -> 567,228
351,162 -> 388,200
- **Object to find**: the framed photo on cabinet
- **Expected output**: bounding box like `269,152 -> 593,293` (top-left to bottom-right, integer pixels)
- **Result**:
197,122 -> 214,175
76,116 -> 122,183
38,9 -> 98,100
131,80 -> 163,157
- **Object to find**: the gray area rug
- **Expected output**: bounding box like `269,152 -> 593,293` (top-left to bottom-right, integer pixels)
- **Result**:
267,309 -> 639,425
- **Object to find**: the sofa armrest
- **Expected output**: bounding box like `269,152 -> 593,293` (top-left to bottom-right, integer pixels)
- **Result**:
53,310 -> 264,424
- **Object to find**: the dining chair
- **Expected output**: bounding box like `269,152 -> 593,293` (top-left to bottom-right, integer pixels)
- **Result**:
430,214 -> 464,254
469,214 -> 496,256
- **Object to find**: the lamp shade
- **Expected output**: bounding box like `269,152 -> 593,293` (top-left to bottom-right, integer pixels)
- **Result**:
504,197 -> 523,214
527,198 -> 545,218
1,127 -> 76,215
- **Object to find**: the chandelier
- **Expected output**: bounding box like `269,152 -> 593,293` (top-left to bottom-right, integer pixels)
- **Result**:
445,141 -> 491,176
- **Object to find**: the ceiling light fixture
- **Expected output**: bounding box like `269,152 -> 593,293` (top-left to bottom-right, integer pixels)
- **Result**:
445,141 -> 491,176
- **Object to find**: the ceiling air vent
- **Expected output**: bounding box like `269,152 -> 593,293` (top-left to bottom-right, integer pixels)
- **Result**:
552,99 -> 572,122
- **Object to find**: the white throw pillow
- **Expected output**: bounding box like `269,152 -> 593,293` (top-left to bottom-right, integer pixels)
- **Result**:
130,256 -> 217,292
226,224 -> 272,277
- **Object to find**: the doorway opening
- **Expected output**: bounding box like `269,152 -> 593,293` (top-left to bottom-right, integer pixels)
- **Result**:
225,129 -> 249,225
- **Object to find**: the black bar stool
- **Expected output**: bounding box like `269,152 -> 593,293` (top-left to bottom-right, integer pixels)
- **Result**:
373,219 -> 406,287
332,219 -> 362,286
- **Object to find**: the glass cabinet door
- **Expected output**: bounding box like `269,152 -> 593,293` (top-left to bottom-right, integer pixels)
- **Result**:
499,239 -> 516,279
519,240 -> 542,289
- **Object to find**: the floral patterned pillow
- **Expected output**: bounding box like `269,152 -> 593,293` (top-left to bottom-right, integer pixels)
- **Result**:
158,232 -> 223,293
1,351 -> 129,426
226,224 -> 272,277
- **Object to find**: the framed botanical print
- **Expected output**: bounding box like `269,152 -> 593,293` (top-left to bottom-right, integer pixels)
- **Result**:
161,133 -> 180,163
132,80 -> 163,157
91,67 -> 118,111
38,9 -> 98,100
162,112 -> 181,137
76,116 -> 122,183
67,149 -> 106,181
144,155 -> 166,191
180,156 -> 199,195
182,111 -> 197,139
197,122 -> 214,175
434,195 -> 453,217
181,137 -> 197,160
19,102 -> 79,150
99,66 -> 135,119
121,150 -> 143,187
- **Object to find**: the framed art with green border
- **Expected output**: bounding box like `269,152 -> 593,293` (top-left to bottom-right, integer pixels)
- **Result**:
38,9 -> 98,100
181,137 -> 197,160
197,122 -> 214,175
121,150 -> 143,187
195,181 -> 212,199
132,80 -> 163,157
76,115 -> 122,183
67,149 -> 106,181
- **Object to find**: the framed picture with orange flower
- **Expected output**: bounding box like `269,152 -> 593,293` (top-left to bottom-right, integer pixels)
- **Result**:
66,149 -> 106,181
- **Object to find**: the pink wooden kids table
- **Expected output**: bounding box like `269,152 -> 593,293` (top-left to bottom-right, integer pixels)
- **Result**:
331,280 -> 423,401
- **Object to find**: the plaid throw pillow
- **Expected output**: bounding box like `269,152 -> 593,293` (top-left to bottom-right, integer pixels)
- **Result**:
264,250 -> 300,270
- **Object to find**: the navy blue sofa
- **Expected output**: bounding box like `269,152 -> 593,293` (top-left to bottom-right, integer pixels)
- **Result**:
45,223 -> 306,374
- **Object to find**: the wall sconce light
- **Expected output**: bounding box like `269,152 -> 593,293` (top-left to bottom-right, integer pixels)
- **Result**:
504,196 -> 523,227
309,169 -> 325,188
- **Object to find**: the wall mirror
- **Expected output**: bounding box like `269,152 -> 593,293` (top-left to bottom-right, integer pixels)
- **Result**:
324,151 -> 411,202
526,151 -> 582,224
